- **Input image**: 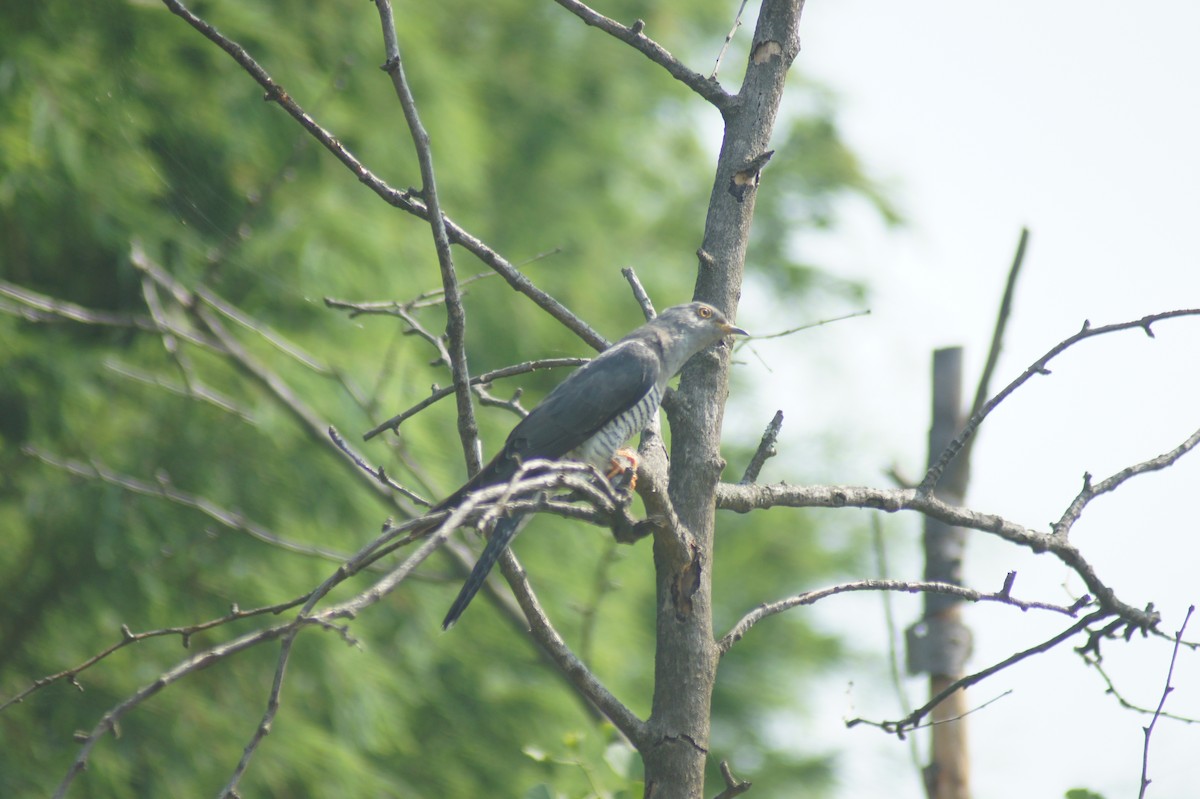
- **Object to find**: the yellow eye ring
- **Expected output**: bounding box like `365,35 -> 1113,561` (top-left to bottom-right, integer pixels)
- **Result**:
697,305 -> 713,319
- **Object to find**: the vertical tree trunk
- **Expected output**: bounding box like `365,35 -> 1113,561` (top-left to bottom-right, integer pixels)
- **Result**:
641,2 -> 805,796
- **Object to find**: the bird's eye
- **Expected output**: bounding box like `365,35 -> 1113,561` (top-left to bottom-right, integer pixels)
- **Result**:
697,306 -> 713,319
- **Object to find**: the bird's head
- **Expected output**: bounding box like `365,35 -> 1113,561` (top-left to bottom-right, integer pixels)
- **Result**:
649,302 -> 748,375
657,301 -> 748,340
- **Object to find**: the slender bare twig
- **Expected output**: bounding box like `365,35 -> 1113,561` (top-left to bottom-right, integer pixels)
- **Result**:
334,246 -> 566,314
22,446 -> 358,563
621,266 -> 657,321
577,541 -> 622,664
53,619 -> 299,799
0,598 -> 307,714
739,410 -> 783,483
374,0 -> 480,475
195,283 -> 332,374
215,460 -> 588,796
747,308 -> 870,340
718,576 -> 1081,655
869,515 -> 923,773
328,426 -> 431,505
131,248 -> 404,510
1081,646 -> 1199,724
849,690 -> 1012,736
364,358 -> 587,440
139,273 -> 193,388
104,358 -> 255,422
710,0 -> 751,80
1053,428 -> 1200,537
474,383 -> 530,418
1138,605 -> 1195,799
501,538 -> 649,747
968,227 -> 1028,420
0,278 -> 158,331
552,0 -> 732,109
712,759 -> 753,799
160,0 -> 608,351
715,480 -> 1157,631
846,610 -> 1109,737
921,308 -> 1200,493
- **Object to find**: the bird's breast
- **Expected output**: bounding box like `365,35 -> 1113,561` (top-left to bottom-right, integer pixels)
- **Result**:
568,385 -> 663,468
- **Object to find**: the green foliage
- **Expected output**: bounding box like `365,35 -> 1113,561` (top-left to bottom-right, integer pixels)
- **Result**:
0,1 -> 887,796
1065,790 -> 1107,799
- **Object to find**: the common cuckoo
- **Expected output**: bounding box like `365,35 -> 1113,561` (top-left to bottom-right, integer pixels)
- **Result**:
434,301 -> 746,629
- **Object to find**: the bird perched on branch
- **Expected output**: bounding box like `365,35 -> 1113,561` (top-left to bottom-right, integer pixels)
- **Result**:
434,301 -> 747,629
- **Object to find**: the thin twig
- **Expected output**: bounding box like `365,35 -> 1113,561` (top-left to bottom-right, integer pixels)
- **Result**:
54,620 -> 299,799
968,227 -> 1028,420
364,358 -> 587,440
552,0 -> 732,109
328,427 -> 432,505
715,480 -> 1154,631
718,576 -> 1082,655
846,611 -> 1109,737
1138,605 -> 1195,799
712,759 -> 753,798
870,515 -> 922,773
710,0 -> 752,80
850,690 -> 1013,735
621,266 -> 657,321
1053,428 -> 1200,538
921,308 -> 1200,493
160,0 -> 607,352
0,598 -> 307,714
0,278 -> 158,331
739,410 -> 783,483
374,0 -> 480,475
195,283 -> 332,374
748,308 -> 870,340
22,446 -> 358,563
1081,648 -> 1199,724
103,358 -> 255,422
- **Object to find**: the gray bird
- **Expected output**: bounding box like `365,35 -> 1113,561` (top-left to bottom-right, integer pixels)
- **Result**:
435,301 -> 747,629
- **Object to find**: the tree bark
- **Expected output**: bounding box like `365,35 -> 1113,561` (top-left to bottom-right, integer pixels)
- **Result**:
642,2 -> 805,796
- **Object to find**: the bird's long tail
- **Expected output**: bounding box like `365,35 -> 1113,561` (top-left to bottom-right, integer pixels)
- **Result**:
442,514 -> 525,629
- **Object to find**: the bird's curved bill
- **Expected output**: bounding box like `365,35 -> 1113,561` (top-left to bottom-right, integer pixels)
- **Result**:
721,322 -> 749,337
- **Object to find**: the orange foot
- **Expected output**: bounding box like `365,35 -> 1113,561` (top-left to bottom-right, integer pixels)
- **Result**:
607,447 -> 639,491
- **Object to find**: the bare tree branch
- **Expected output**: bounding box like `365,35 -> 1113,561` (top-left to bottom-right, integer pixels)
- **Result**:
745,308 -> 871,341
0,278 -> 157,330
621,266 -> 657,321
1081,641 -> 1199,724
1138,605 -> 1195,799
551,0 -> 732,109
160,0 -> 608,351
373,0 -> 480,475
921,308 -> 1200,493
363,357 -> 588,440
710,0 -> 752,80
712,759 -> 753,799
22,446 -> 358,563
328,426 -> 432,506
718,574 -> 1080,655
968,227 -> 1029,420
0,598 -> 307,715
53,619 -> 296,799
739,410 -> 783,483
847,610 -> 1109,737
715,481 -> 1158,630
103,357 -> 255,422
1053,427 -> 1200,537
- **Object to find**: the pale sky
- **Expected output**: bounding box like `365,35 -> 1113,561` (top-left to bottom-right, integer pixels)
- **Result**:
731,3 -> 1200,797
